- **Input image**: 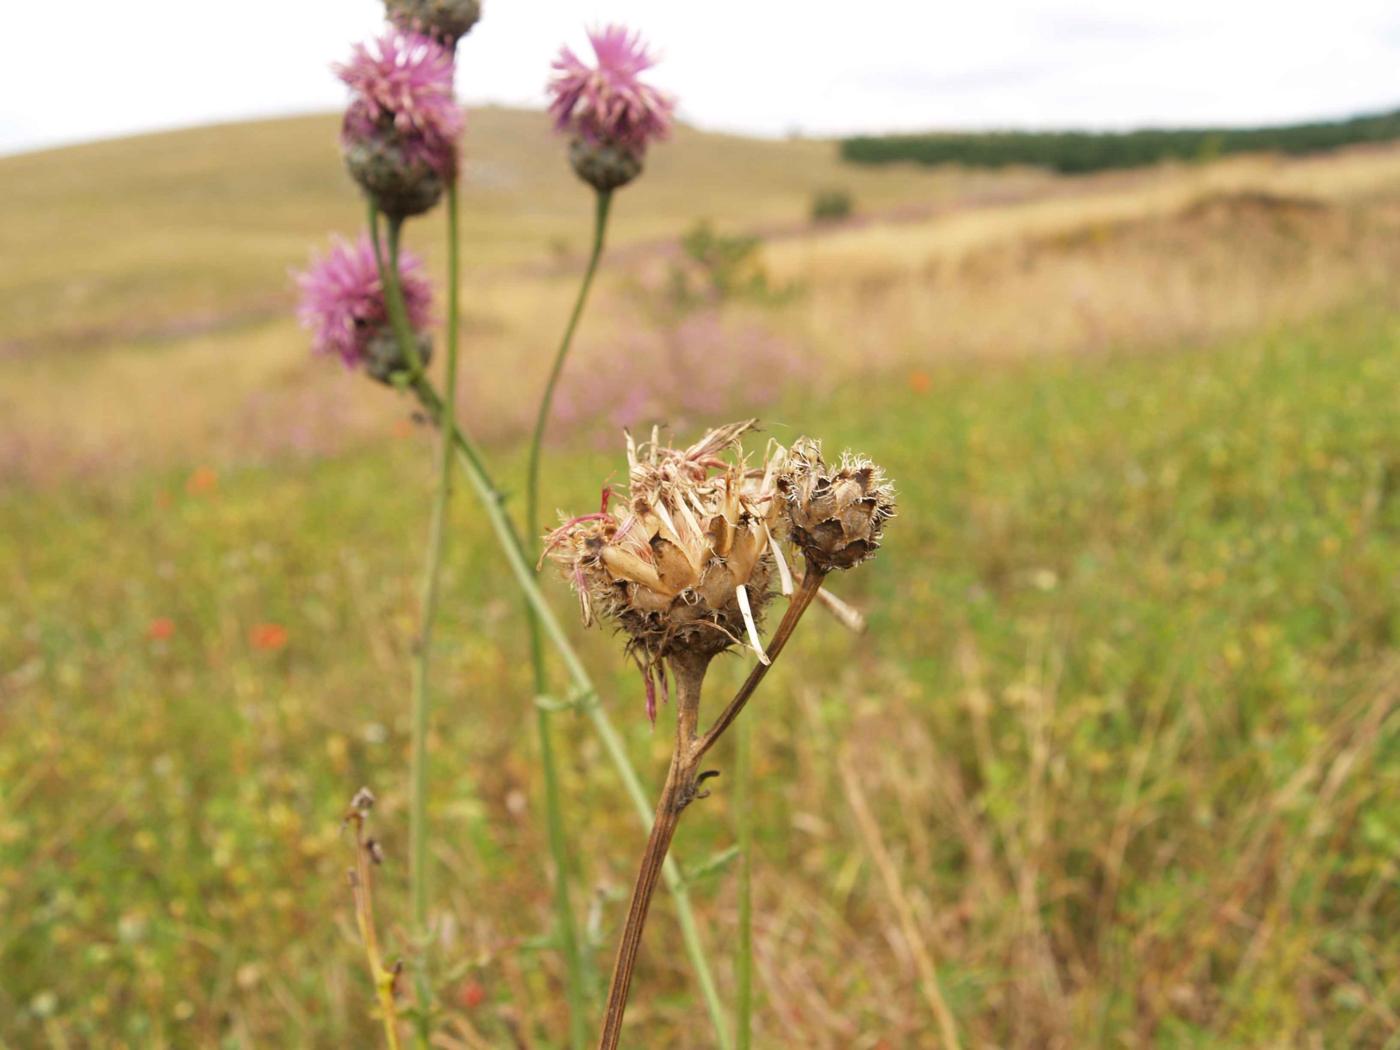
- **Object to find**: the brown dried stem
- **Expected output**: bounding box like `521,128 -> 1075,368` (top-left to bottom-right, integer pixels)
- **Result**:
346,792 -> 403,1050
596,565 -> 828,1050
596,648 -> 711,1050
697,567 -> 827,757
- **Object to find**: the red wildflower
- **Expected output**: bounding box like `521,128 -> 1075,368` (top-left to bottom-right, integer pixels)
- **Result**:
250,623 -> 289,652
457,979 -> 487,1010
186,466 -> 218,494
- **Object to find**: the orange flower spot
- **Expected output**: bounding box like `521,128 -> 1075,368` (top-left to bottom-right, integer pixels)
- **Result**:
908,369 -> 932,394
147,617 -> 176,641
250,623 -> 288,651
457,979 -> 487,1010
186,466 -> 218,495
392,417 -> 415,439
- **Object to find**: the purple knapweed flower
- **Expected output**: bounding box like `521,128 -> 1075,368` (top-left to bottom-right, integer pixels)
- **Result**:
549,25 -> 674,151
336,31 -> 464,216
295,235 -> 433,382
337,30 -> 463,169
548,25 -> 675,191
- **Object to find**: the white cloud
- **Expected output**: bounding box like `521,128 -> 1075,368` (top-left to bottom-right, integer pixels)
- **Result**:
1,0 -> 1396,154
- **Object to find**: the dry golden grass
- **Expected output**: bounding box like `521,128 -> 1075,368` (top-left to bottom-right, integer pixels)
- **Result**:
765,146 -> 1400,376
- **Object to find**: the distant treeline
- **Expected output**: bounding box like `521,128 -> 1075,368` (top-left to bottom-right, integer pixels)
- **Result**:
840,109 -> 1400,174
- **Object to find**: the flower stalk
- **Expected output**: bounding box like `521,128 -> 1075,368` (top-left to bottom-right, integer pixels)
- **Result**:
372,203 -> 459,1046
735,712 -> 754,1050
525,187 -> 613,549
696,569 -> 826,758
596,648 -> 713,1050
522,185 -> 614,1050
594,566 -> 826,1050
346,788 -> 404,1050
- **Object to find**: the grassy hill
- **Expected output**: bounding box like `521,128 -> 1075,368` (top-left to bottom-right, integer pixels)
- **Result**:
0,108 -> 963,353
2,111 -> 1399,1047
4,109 -> 1400,487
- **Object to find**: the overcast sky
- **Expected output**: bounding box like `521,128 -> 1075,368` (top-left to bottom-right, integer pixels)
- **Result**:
3,0 -> 1398,155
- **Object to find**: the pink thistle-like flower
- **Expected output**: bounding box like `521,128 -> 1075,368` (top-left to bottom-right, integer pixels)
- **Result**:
548,25 -> 675,154
295,235 -> 432,369
337,30 -> 464,177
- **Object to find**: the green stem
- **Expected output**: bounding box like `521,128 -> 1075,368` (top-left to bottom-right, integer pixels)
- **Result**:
539,700 -> 590,1050
525,188 -> 612,548
368,200 -> 386,275
376,204 -> 456,1048
736,715 -> 754,1050
375,217 -> 422,371
524,188 -> 612,1050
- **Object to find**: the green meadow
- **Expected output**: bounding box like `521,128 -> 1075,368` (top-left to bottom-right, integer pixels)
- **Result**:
1,110 -> 1398,1047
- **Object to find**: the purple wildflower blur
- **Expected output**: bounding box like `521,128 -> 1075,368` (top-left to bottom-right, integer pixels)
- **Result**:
554,311 -> 800,440
295,235 -> 432,368
548,25 -> 675,154
337,30 -> 464,177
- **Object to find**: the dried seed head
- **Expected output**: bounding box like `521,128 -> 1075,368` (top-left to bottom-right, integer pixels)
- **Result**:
350,787 -> 377,813
547,421 -> 784,703
777,437 -> 895,572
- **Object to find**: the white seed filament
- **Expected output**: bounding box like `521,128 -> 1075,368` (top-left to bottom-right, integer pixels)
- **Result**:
765,523 -> 794,596
736,584 -> 770,665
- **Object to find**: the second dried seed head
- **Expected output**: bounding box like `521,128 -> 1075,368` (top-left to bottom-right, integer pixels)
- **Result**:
777,438 -> 895,572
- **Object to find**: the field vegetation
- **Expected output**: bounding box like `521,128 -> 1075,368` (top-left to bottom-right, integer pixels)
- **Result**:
2,111 -> 1398,1047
